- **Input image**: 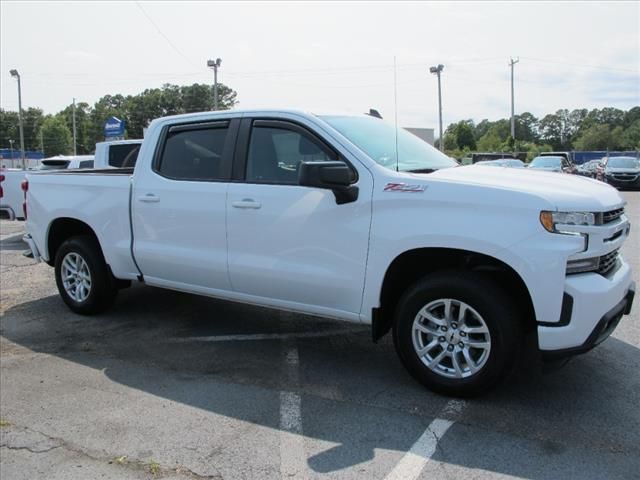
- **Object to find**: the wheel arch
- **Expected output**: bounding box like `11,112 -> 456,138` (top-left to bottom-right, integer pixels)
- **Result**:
46,217 -> 103,266
373,247 -> 536,342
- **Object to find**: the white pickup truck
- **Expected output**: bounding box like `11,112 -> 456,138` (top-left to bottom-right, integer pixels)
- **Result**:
23,109 -> 635,396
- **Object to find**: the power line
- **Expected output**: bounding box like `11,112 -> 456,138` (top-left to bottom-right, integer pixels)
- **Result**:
134,2 -> 197,69
521,57 -> 638,74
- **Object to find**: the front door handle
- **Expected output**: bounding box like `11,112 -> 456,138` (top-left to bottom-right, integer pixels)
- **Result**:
137,193 -> 160,203
231,199 -> 262,209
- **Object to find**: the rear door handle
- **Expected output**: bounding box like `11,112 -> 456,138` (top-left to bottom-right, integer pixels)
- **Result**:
137,193 -> 160,203
231,199 -> 262,209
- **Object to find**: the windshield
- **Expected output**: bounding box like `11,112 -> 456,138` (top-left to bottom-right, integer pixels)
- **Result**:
530,157 -> 561,167
321,115 -> 457,172
607,157 -> 640,168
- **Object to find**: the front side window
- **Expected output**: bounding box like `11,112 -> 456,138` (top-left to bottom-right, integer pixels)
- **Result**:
158,125 -> 230,181
246,126 -> 332,184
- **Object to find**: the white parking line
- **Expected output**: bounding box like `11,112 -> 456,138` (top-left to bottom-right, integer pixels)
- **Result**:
169,328 -> 362,343
280,345 -> 307,479
384,400 -> 466,480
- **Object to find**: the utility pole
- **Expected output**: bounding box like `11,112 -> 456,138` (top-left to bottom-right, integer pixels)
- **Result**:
9,139 -> 14,167
509,57 -> 519,140
429,64 -> 445,151
9,69 -> 26,170
72,98 -> 77,155
207,58 -> 222,110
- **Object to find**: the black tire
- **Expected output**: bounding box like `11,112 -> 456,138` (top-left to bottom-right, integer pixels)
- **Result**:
54,235 -> 117,315
393,270 -> 522,397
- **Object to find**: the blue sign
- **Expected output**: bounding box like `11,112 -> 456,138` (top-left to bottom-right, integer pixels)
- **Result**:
104,116 -> 125,137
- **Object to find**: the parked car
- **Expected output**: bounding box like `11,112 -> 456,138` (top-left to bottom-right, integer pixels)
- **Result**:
576,159 -> 603,178
23,109 -> 635,397
598,156 -> 640,190
529,155 -> 577,174
476,159 -> 525,168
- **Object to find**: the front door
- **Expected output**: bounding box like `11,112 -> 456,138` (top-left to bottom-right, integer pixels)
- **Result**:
226,118 -> 372,317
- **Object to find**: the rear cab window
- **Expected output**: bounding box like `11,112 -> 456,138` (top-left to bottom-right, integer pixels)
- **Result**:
109,143 -> 140,168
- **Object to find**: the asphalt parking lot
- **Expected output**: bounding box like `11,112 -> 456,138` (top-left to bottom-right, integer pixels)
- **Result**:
1,192 -> 639,480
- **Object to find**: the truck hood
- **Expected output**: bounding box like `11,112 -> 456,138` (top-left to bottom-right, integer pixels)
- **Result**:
420,165 -> 624,211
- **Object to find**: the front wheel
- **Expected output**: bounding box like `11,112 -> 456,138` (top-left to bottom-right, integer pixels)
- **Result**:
54,236 -> 117,315
393,271 -> 522,397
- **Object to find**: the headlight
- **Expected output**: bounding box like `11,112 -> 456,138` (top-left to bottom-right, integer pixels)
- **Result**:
540,211 -> 595,233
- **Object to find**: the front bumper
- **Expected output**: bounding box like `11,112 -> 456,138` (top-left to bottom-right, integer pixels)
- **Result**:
538,257 -> 635,354
606,175 -> 640,189
541,284 -> 635,358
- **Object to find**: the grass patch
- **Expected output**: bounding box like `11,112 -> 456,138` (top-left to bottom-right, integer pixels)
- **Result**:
0,418 -> 11,428
110,455 -> 164,477
147,460 -> 161,476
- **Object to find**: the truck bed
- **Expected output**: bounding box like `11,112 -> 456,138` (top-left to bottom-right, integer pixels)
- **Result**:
26,169 -> 137,278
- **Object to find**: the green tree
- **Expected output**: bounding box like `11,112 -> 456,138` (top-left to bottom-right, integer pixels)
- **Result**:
58,102 -> 92,154
0,109 -> 19,149
444,120 -> 476,150
573,124 -> 624,151
455,121 -> 477,150
620,119 -> 640,149
623,106 -> 640,128
514,112 -> 539,143
22,108 -> 46,151
40,116 -> 72,156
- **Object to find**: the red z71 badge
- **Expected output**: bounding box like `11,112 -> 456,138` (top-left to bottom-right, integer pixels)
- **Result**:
383,183 -> 426,192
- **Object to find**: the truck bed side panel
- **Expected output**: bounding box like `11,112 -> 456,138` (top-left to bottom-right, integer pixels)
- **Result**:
26,173 -> 139,279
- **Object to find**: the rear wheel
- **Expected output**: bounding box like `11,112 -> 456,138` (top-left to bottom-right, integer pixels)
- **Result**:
393,271 -> 522,397
54,236 -> 117,315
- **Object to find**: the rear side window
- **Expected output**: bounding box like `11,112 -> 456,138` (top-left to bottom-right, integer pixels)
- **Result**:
79,160 -> 94,169
157,124 -> 230,181
108,144 -> 142,167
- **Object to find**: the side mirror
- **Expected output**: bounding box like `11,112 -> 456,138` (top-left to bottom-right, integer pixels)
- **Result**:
298,161 -> 358,205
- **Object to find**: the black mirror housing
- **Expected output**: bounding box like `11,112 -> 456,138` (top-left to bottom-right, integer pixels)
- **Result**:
299,161 -> 359,205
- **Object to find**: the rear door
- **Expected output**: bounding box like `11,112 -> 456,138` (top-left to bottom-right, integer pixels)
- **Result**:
132,118 -> 238,292
226,118 -> 372,317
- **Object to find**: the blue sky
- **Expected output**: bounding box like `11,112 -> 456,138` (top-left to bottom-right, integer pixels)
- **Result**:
1,1 -> 638,128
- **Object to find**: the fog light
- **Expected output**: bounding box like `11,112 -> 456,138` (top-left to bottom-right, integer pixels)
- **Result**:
566,257 -> 599,274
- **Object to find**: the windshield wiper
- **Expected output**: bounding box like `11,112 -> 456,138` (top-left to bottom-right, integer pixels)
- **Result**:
405,168 -> 436,174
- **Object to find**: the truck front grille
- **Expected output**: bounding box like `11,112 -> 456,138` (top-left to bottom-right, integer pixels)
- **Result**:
598,249 -> 619,276
600,207 -> 624,224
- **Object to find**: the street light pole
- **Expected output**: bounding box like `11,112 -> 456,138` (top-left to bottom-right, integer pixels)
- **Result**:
429,64 -> 444,151
9,69 -> 26,170
72,97 -> 77,155
509,57 -> 519,140
9,139 -> 14,166
207,58 -> 222,110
